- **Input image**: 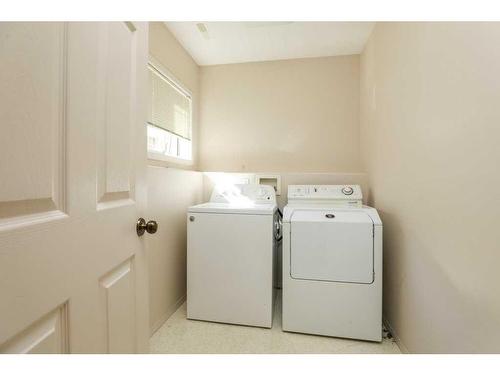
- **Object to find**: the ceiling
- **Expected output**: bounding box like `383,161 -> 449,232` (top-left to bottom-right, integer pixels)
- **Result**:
165,22 -> 375,66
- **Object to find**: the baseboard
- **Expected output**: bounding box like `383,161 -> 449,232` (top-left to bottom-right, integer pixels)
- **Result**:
150,294 -> 186,336
383,315 -> 410,354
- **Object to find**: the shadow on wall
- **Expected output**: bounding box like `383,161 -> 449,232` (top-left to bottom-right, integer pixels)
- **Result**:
379,208 -> 497,353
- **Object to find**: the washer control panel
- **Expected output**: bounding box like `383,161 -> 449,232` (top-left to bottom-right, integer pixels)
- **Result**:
211,184 -> 277,204
288,185 -> 362,206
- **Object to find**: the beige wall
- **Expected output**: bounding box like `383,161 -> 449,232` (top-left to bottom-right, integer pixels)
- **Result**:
199,56 -> 361,172
360,22 -> 500,353
147,167 -> 203,333
149,22 -> 200,169
147,23 -> 204,333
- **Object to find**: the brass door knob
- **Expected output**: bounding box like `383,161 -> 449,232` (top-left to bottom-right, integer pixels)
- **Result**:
136,218 -> 158,236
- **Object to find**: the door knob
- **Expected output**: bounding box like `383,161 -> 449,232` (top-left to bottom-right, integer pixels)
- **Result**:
136,218 -> 158,236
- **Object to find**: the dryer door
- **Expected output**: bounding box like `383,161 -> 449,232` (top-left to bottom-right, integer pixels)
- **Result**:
290,210 -> 374,284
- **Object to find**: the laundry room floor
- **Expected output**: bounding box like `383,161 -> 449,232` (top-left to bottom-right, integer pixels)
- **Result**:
149,292 -> 401,354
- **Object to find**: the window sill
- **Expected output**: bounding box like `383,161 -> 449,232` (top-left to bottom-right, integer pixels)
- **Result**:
148,151 -> 194,170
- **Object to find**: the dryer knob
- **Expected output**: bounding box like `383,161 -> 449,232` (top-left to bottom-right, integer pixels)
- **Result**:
342,186 -> 354,195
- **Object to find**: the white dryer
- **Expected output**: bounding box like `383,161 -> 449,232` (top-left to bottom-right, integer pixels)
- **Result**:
282,185 -> 382,341
187,184 -> 281,328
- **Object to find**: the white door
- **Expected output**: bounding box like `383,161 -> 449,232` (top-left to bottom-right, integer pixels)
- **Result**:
0,22 -> 151,353
290,210 -> 374,284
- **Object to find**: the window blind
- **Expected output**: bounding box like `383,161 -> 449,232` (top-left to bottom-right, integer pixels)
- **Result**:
148,64 -> 191,140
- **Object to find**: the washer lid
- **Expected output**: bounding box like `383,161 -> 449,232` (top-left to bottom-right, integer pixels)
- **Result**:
290,210 -> 374,284
188,202 -> 276,215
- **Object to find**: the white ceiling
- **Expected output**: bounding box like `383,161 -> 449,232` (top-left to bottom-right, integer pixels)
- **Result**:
165,22 -> 375,66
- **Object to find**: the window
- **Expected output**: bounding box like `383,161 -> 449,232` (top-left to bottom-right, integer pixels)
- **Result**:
147,60 -> 192,162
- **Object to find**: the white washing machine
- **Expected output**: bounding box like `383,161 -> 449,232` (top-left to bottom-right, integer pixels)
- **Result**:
187,184 -> 281,328
282,185 -> 382,341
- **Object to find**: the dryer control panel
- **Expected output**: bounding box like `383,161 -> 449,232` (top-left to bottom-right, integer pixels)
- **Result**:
288,185 -> 362,207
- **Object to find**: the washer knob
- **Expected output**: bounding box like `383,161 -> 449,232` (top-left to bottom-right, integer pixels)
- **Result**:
342,186 -> 354,195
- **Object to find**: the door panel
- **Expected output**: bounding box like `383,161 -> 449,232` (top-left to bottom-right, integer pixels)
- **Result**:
0,22 -> 150,353
0,22 -> 66,227
99,258 -> 136,354
97,22 -> 136,206
0,303 -> 68,354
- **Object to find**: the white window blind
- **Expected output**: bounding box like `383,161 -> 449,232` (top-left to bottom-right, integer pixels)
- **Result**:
148,64 -> 192,140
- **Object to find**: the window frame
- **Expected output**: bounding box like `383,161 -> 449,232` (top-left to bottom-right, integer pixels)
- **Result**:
147,56 -> 194,167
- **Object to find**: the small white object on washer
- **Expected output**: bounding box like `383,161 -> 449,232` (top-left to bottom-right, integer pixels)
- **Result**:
282,185 -> 383,342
